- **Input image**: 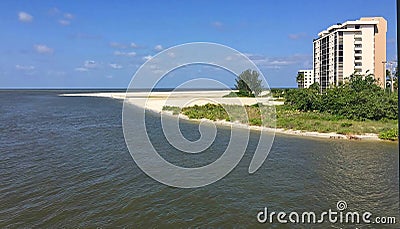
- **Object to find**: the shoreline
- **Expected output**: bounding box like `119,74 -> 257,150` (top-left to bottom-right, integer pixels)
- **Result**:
160,110 -> 381,141
60,92 -> 386,141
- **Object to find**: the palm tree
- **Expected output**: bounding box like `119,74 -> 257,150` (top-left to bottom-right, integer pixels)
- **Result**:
296,72 -> 305,88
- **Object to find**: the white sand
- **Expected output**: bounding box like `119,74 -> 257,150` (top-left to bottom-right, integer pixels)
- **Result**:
60,91 -> 381,141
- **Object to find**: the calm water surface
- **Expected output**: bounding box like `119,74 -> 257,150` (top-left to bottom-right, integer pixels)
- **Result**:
0,91 -> 398,228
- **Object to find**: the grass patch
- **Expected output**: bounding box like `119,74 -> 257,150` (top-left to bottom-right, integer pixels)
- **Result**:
162,103 -> 398,139
378,128 -> 398,141
162,106 -> 181,115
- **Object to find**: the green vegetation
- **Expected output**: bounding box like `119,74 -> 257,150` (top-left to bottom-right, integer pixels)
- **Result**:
163,73 -> 398,141
224,69 -> 263,97
296,72 -> 304,87
275,106 -> 397,136
163,104 -> 397,138
284,74 -> 398,121
378,128 -> 398,141
162,106 -> 181,115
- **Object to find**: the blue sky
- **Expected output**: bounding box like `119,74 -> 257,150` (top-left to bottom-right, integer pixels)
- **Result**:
0,0 -> 397,88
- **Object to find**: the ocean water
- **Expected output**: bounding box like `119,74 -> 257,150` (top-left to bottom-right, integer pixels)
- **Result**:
0,90 -> 398,228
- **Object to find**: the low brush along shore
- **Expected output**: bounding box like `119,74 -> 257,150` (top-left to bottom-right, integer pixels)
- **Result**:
163,103 -> 398,141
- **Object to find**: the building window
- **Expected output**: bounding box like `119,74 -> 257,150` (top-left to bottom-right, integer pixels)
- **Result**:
355,50 -> 362,54
355,62 -> 362,66
355,25 -> 360,29
355,56 -> 362,60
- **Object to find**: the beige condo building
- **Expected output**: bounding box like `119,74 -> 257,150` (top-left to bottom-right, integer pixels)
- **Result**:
313,17 -> 387,91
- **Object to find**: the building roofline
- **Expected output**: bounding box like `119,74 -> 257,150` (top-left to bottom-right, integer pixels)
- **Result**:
316,17 -> 381,38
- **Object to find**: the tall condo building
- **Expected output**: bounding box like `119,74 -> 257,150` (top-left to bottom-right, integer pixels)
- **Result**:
313,17 -> 387,91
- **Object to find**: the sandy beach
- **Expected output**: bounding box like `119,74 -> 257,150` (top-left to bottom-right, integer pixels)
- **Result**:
60,91 -> 380,141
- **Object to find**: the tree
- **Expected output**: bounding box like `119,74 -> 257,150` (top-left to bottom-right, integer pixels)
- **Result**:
296,72 -> 305,88
387,67 -> 398,92
283,73 -> 398,120
235,69 -> 263,97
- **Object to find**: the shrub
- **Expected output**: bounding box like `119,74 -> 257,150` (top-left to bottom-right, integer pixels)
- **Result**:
378,128 -> 398,141
283,73 -> 398,121
340,122 -> 353,127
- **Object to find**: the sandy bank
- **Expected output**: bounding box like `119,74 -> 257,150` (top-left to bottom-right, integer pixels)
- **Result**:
60,91 -> 381,141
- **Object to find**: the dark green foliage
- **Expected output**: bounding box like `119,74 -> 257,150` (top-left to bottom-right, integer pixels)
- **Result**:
163,104 -> 397,138
283,74 -> 398,121
378,128 -> 398,141
162,106 -> 181,115
235,69 -> 263,96
340,122 -> 353,127
223,91 -> 255,97
182,104 -> 228,121
296,72 -> 305,87
284,82 -> 320,111
249,118 -> 262,126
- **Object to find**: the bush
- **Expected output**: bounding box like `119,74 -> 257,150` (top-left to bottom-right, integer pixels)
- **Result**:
378,128 -> 398,141
249,118 -> 262,126
340,122 -> 353,127
162,106 -> 181,115
283,74 -> 398,121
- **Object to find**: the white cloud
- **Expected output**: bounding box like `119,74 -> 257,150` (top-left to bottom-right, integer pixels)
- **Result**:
143,55 -> 152,61
269,60 -> 292,65
75,67 -> 88,72
154,45 -> 163,51
109,63 -> 122,69
18,12 -> 33,22
106,75 -> 113,79
64,13 -> 74,19
152,69 -> 164,74
58,19 -> 70,26
114,51 -> 136,56
48,7 -> 60,15
110,42 -> 127,49
288,32 -> 307,40
84,60 -> 97,68
211,21 -> 223,28
46,70 -> 66,76
69,33 -> 102,40
110,42 -> 140,49
49,9 -> 74,26
15,65 -> 35,71
34,44 -> 54,54
244,53 -> 312,69
74,60 -> 96,72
